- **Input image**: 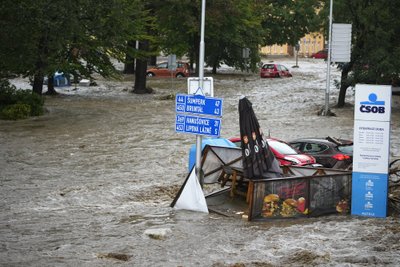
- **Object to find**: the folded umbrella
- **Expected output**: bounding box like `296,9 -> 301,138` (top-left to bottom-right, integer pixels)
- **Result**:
238,97 -> 282,179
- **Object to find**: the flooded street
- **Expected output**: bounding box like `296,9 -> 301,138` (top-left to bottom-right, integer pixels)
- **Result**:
1,59 -> 400,266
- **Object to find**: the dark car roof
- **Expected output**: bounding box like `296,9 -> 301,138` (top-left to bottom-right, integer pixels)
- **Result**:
289,137 -> 353,146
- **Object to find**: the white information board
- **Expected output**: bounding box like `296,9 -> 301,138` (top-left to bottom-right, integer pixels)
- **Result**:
331,23 -> 352,63
353,120 -> 390,173
187,77 -> 214,96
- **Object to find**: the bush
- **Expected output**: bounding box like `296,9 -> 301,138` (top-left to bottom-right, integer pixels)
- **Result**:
0,80 -> 18,106
0,79 -> 44,120
15,89 -> 44,116
0,103 -> 31,120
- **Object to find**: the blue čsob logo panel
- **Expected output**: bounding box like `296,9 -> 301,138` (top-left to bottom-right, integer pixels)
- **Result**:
351,172 -> 388,218
359,93 -> 385,114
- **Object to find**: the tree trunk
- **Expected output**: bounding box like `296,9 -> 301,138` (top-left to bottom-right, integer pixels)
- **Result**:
124,61 -> 135,74
337,62 -> 353,107
123,41 -> 136,74
32,73 -> 44,95
45,75 -> 58,95
149,56 -> 157,66
212,63 -> 217,74
133,40 -> 151,94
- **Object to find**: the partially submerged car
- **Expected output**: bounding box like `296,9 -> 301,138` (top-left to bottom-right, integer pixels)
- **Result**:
146,61 -> 190,78
289,137 -> 353,170
229,137 -> 319,167
311,49 -> 328,59
260,63 -> 292,78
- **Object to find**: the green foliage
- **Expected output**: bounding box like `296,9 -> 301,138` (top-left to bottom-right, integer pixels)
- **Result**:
0,80 -> 18,106
258,0 -> 323,46
0,0 -> 328,87
0,103 -> 31,120
152,0 -> 324,74
332,0 -> 400,86
153,0 -> 265,73
0,0 -> 153,93
0,80 -> 44,120
15,89 -> 44,116
204,0 -> 264,72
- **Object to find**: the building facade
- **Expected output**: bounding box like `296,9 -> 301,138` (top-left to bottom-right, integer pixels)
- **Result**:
260,32 -> 325,57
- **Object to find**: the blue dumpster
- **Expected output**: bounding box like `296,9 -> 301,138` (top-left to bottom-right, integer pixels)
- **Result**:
54,72 -> 70,87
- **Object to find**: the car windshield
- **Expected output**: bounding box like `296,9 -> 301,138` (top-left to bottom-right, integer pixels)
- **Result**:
268,140 -> 298,154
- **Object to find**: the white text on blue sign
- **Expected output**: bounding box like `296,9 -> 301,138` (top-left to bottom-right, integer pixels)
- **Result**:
175,114 -> 221,137
175,94 -> 223,117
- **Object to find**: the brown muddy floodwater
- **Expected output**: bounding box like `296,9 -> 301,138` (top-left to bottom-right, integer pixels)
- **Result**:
1,59 -> 400,266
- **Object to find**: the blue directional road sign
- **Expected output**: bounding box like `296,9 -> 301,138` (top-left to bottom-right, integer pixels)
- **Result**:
175,94 -> 223,117
175,114 -> 221,137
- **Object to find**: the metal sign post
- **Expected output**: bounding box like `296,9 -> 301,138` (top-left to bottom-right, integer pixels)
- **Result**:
168,54 -> 177,89
324,0 -> 333,116
196,0 -> 207,186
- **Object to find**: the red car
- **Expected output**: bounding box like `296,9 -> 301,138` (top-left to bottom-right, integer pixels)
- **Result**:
260,63 -> 292,78
311,49 -> 328,59
146,61 -> 190,78
229,137 -> 319,167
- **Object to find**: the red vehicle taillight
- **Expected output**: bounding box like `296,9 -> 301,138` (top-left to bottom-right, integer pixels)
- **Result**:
332,154 -> 350,161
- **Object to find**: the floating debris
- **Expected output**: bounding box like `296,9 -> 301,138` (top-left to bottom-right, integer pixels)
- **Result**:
144,228 -> 172,240
97,253 -> 131,261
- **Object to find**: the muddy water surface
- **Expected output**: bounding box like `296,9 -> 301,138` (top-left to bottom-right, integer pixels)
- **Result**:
1,59 -> 400,266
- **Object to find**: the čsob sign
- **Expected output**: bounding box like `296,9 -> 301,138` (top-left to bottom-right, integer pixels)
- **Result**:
359,93 -> 385,114
352,84 -> 391,218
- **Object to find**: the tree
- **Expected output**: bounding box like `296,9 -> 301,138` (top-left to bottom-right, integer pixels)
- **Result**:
153,0 -> 263,74
326,0 -> 400,107
153,0 -> 323,75
258,0 -> 323,46
131,1 -> 157,94
133,40 -> 152,94
0,0 -> 151,95
204,0 -> 264,73
151,0 -> 200,72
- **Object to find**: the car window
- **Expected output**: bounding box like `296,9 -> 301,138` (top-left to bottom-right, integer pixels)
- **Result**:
290,142 -> 302,150
338,145 -> 353,154
304,143 -> 329,153
281,66 -> 288,71
268,140 -> 298,154
263,64 -> 274,70
157,63 -> 168,69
